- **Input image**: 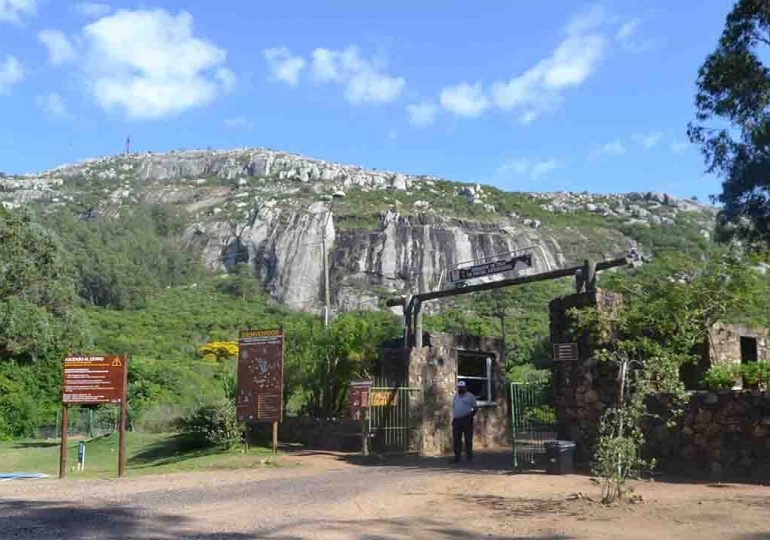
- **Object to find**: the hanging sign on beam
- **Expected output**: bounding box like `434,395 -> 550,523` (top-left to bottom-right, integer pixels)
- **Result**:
448,253 -> 533,284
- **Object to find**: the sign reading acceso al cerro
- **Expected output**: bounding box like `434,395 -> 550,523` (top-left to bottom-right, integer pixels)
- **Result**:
62,355 -> 127,404
237,328 -> 284,423
448,253 -> 533,283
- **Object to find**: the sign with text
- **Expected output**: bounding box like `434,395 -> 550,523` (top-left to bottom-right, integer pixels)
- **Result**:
553,343 -> 579,362
448,253 -> 533,283
237,328 -> 284,423
348,380 -> 372,421
62,355 -> 127,404
369,389 -> 398,407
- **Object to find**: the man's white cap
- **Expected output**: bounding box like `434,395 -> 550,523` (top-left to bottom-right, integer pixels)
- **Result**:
457,380 -> 466,388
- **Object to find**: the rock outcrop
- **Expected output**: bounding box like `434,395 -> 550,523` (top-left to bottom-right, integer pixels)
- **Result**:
0,147 -> 716,314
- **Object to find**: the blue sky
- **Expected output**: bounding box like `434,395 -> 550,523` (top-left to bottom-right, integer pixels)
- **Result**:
0,0 -> 737,200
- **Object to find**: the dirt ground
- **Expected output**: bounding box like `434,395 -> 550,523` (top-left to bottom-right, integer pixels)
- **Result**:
2,450 -> 770,539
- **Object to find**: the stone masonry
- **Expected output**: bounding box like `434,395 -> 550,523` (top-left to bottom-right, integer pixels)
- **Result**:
378,332 -> 508,456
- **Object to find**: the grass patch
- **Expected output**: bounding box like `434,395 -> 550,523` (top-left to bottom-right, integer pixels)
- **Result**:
0,432 -> 276,479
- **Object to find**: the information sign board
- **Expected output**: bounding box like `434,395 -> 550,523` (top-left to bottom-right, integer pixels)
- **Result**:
349,380 -> 372,421
62,355 -> 127,404
237,329 -> 284,423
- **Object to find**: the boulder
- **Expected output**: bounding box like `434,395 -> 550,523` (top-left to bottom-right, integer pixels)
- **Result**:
391,174 -> 408,191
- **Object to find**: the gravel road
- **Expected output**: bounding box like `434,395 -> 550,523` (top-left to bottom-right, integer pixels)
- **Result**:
2,452 -> 770,539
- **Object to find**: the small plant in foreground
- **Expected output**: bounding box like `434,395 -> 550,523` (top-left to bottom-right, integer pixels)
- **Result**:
592,406 -> 653,504
702,363 -> 742,390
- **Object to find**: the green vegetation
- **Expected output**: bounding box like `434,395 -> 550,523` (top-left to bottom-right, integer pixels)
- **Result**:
690,0 -> 770,248
702,363 -> 742,391
702,362 -> 770,391
0,206 -> 401,438
571,248 -> 770,503
0,432 -> 275,479
178,402 -> 242,449
43,205 -> 202,309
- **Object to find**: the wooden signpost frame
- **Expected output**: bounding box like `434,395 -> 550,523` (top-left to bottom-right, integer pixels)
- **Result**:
59,353 -> 129,479
236,328 -> 284,455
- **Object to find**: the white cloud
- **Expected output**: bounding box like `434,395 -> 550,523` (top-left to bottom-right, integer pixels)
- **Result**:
36,92 -> 68,118
224,116 -> 252,129
39,29 -> 77,66
75,2 -> 111,18
617,19 -> 641,42
616,18 -> 654,53
309,46 -> 405,105
407,101 -> 438,128
497,158 -> 558,181
636,130 -> 663,149
439,82 -> 489,118
80,9 -> 234,119
264,47 -> 305,86
387,129 -> 398,141
0,54 -> 23,93
491,7 -> 606,123
0,0 -> 36,23
670,140 -> 690,154
599,140 -> 625,156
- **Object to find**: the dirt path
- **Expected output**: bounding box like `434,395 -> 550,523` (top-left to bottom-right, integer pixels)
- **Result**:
2,451 -> 769,539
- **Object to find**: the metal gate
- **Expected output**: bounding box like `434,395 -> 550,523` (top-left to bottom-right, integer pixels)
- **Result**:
510,382 -> 557,469
366,387 -> 423,454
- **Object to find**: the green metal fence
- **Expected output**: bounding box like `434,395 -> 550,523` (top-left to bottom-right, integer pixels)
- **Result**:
510,382 -> 557,469
366,387 -> 423,454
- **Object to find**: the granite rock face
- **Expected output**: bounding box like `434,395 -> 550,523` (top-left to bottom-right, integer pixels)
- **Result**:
0,148 -> 716,314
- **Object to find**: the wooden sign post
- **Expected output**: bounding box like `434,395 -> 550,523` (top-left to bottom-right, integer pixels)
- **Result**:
237,329 -> 284,454
60,354 -> 128,479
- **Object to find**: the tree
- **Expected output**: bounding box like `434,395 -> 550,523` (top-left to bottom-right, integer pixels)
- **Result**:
0,208 -> 90,437
689,0 -> 770,247
0,208 -> 88,362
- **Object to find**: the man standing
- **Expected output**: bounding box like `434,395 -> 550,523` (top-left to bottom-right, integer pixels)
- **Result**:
451,380 -> 477,463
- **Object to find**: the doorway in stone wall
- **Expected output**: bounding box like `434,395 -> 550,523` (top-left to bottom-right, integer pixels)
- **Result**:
741,336 -> 758,364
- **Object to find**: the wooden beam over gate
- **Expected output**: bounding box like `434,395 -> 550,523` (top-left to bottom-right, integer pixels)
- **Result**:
386,254 -> 637,349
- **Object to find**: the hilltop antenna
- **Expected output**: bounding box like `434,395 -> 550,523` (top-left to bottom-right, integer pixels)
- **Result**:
125,135 -> 131,158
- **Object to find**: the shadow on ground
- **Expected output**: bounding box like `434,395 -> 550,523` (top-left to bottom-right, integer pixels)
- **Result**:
7,441 -> 59,449
315,448 -> 556,477
127,433 -> 219,468
0,499 -> 249,539
0,499 -> 571,539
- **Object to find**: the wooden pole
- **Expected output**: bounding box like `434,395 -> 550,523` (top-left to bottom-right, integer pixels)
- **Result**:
118,397 -> 127,477
59,404 -> 68,479
272,421 -> 278,454
118,354 -> 128,477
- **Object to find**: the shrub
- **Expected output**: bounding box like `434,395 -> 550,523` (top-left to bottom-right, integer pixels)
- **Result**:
198,341 -> 239,361
177,402 -> 242,449
741,362 -> 770,389
702,363 -> 742,390
592,407 -> 652,504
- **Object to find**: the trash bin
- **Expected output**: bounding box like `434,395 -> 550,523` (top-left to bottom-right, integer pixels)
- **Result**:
544,440 -> 575,474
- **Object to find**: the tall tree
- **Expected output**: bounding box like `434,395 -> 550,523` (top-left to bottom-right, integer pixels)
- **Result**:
689,0 -> 770,248
0,208 -> 88,361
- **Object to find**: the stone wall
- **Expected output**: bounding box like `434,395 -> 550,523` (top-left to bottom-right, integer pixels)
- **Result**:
250,417 -> 363,452
549,289 -> 770,478
379,332 -> 508,456
550,289 -> 623,458
709,323 -> 770,364
644,390 -> 770,480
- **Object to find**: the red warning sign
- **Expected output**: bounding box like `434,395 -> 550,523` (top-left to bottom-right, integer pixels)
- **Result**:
62,355 -> 127,404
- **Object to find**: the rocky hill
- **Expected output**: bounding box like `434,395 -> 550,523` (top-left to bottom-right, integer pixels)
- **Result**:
0,147 -> 716,313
